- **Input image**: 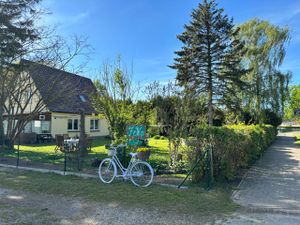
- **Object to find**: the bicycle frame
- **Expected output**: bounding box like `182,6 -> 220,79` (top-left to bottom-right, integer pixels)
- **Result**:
110,150 -> 136,178
99,147 -> 154,187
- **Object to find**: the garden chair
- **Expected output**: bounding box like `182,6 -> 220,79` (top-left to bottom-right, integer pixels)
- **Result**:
54,135 -> 64,153
71,142 -> 79,152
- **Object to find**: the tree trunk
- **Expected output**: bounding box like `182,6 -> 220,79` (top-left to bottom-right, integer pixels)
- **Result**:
206,18 -> 213,127
256,71 -> 262,124
0,96 -> 5,148
79,111 -> 87,156
208,83 -> 213,127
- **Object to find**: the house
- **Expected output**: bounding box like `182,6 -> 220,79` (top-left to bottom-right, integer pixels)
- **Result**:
3,60 -> 109,141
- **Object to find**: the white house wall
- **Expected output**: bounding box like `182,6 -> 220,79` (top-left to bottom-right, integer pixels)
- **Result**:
9,72 -> 48,115
51,112 -> 110,137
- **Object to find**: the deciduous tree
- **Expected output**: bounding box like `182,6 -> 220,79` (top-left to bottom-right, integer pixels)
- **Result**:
93,57 -> 138,142
239,19 -> 290,123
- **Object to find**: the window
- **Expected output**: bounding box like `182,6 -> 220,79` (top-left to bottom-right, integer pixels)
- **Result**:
79,95 -> 86,102
90,119 -> 99,131
68,119 -> 79,131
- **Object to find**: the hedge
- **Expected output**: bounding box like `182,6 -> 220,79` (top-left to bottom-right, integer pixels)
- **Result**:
188,124 -> 277,181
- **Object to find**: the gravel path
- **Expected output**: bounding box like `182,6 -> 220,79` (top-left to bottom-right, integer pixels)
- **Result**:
0,187 -> 215,225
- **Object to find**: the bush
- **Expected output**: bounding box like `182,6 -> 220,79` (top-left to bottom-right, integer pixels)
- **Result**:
0,145 -> 9,151
153,135 -> 161,140
148,126 -> 160,137
159,136 -> 167,140
262,109 -> 282,127
188,124 -> 276,182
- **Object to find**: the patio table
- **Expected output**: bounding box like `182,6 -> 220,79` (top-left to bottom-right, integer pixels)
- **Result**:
64,139 -> 79,150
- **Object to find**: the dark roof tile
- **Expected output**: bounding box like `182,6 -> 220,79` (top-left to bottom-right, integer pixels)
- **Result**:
21,60 -> 97,115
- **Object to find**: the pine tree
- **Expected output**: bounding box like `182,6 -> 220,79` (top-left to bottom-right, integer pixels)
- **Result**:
171,0 -> 247,126
0,0 -> 40,146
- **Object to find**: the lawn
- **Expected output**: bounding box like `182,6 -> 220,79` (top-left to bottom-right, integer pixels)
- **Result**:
295,134 -> 300,145
0,138 -> 171,173
0,167 -> 237,218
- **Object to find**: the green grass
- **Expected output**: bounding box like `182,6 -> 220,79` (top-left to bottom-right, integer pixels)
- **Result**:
0,138 -> 111,170
0,138 -> 170,172
295,134 -> 300,145
0,168 -> 237,217
148,139 -> 170,170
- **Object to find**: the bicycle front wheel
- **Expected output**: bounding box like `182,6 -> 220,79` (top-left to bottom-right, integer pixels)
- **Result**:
130,161 -> 154,187
98,158 -> 116,184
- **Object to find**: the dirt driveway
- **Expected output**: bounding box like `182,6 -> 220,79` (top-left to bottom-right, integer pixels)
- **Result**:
0,186 -> 204,225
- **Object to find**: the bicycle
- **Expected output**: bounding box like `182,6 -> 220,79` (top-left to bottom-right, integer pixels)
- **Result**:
98,147 -> 154,187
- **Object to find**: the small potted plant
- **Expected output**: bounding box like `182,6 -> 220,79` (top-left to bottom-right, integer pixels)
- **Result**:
137,147 -> 151,161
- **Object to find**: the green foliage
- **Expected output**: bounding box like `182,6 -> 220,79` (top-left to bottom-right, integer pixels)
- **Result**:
147,126 -> 160,137
0,145 -> 9,151
159,136 -> 167,140
131,100 -> 155,127
188,124 -> 276,181
152,135 -> 161,140
284,85 -> 300,120
239,19 -> 291,123
0,0 -> 40,66
93,57 -> 134,141
262,109 -> 282,127
0,0 -> 41,144
171,0 -> 247,126
136,147 -> 149,152
289,85 -> 300,112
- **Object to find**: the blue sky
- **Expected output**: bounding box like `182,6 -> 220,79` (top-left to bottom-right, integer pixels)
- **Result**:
41,0 -> 300,85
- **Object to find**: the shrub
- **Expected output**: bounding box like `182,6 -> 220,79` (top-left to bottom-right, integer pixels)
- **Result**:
0,145 -> 10,151
188,124 -> 276,182
153,135 -> 161,140
147,126 -> 160,137
262,109 -> 282,127
159,136 -> 167,140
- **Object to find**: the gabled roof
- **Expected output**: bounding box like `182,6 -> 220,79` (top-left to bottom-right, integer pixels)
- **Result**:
21,59 -> 97,115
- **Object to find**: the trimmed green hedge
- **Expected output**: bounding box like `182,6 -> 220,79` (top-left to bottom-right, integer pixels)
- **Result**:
189,124 -> 277,181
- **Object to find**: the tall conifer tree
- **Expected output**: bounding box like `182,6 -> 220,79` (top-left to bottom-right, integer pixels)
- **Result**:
0,0 -> 40,145
171,0 -> 247,126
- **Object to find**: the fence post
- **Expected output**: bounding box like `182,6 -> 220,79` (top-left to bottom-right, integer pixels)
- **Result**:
16,134 -> 20,168
77,150 -> 81,172
64,151 -> 66,175
206,146 -> 214,189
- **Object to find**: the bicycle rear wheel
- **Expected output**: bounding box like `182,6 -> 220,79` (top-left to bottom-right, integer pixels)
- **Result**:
130,161 -> 154,187
98,158 -> 116,184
